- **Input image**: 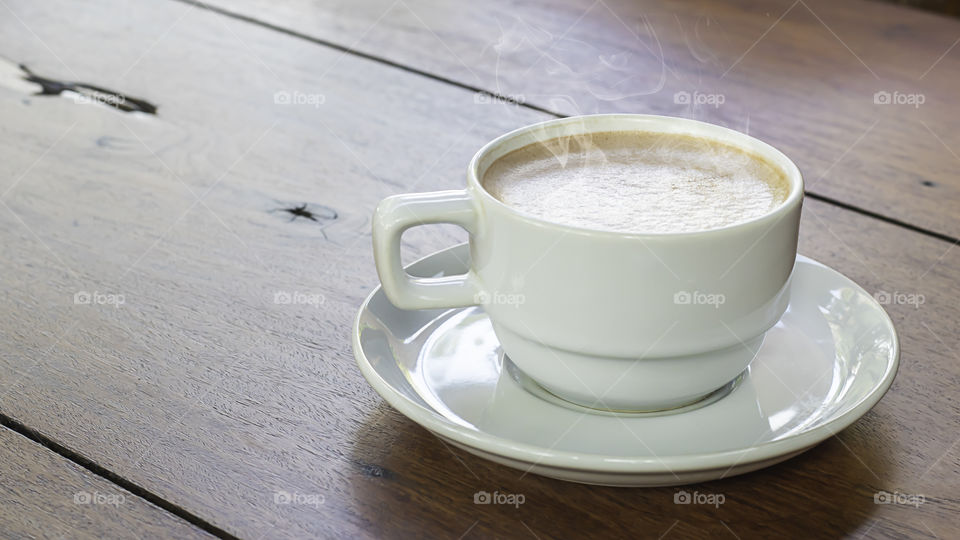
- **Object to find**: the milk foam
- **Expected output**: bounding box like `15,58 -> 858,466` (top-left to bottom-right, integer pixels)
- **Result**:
481,131 -> 790,234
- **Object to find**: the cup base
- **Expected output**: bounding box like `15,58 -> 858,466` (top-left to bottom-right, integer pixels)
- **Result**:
504,356 -> 746,416
492,321 -> 764,412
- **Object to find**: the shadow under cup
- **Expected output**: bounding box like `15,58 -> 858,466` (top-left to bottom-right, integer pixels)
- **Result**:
372,114 -> 803,413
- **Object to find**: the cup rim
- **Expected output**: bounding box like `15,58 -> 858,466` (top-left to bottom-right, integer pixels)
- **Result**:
467,114 -> 804,239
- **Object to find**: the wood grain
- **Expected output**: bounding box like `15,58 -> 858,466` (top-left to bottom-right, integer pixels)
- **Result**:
0,0 -> 956,538
195,0 -> 960,240
0,426 -> 212,539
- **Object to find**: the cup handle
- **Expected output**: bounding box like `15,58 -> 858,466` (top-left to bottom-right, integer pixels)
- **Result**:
372,190 -> 481,310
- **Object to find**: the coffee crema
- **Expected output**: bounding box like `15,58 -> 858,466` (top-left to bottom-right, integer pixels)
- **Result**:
481,131 -> 790,234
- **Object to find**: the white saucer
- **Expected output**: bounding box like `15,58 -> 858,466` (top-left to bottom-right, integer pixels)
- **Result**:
353,244 -> 899,487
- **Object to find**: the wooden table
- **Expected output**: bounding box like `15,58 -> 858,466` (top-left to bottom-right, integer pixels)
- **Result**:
1,0 -> 957,538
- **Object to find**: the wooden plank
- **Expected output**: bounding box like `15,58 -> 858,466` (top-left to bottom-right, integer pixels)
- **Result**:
195,0 -> 960,240
0,426 -> 212,539
0,0 -> 957,538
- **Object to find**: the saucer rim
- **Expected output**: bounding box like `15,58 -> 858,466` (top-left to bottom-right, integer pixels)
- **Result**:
353,244 -> 900,474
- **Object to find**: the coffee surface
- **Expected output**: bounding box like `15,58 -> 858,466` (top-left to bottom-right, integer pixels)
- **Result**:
481,131 -> 790,233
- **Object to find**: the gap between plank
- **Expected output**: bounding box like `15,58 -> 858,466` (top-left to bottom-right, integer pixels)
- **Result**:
0,412 -> 240,540
804,192 -> 959,245
169,0 -> 552,115
168,0 -> 960,247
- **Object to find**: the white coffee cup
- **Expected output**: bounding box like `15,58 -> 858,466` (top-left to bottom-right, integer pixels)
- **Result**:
373,114 -> 803,411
